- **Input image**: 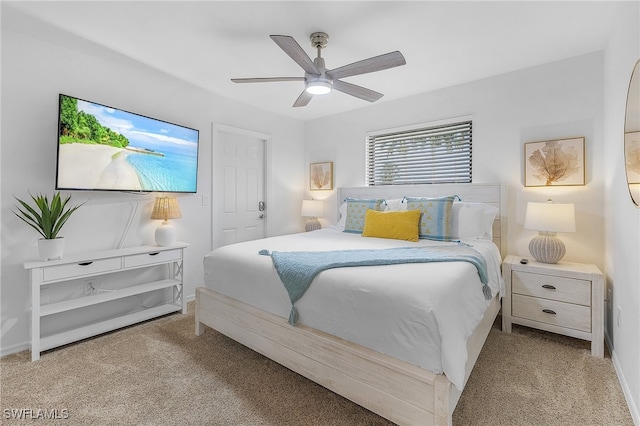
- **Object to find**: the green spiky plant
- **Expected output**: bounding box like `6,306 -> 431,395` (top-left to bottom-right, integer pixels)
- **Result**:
13,192 -> 84,239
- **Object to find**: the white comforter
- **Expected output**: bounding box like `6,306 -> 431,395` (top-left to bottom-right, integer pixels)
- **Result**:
203,228 -> 503,390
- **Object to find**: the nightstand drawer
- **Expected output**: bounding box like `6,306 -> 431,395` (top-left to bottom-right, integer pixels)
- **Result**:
42,258 -> 122,282
124,249 -> 181,268
512,294 -> 591,332
512,270 -> 591,306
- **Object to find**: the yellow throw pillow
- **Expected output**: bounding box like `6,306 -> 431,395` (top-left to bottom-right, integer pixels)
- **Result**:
361,209 -> 421,242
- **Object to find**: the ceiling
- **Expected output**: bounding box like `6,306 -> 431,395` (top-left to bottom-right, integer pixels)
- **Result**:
3,1 -> 620,121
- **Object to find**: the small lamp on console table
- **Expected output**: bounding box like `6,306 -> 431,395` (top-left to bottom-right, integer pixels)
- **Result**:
524,199 -> 575,264
301,199 -> 323,232
151,196 -> 182,246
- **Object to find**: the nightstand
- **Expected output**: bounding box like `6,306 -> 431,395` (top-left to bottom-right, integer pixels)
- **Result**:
501,255 -> 604,357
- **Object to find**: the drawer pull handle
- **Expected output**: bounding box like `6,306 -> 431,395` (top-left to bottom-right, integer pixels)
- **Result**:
541,284 -> 556,290
149,252 -> 160,256
78,262 -> 93,266
542,309 -> 557,315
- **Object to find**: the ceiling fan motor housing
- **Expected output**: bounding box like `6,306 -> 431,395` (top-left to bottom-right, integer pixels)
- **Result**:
310,32 -> 329,49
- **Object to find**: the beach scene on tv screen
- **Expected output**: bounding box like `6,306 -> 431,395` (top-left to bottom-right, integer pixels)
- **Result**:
57,95 -> 198,192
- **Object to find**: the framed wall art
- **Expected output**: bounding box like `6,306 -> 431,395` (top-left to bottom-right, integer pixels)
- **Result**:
524,137 -> 585,187
310,161 -> 333,190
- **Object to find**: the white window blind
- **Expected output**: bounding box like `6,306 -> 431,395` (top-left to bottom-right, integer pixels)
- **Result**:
366,120 -> 472,185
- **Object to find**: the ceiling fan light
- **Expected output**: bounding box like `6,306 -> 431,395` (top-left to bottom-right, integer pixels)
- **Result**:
306,81 -> 332,95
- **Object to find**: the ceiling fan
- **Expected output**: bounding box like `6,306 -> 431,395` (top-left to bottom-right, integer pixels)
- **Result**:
231,32 -> 406,107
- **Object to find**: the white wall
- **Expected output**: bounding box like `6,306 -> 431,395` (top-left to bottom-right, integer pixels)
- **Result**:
603,3 -> 640,422
0,13 -> 305,355
305,52 -> 605,270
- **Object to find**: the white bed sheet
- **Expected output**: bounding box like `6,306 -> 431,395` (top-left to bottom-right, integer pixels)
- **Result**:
203,228 -> 503,390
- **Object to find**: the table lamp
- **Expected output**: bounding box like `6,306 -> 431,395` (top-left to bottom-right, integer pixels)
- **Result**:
151,196 -> 182,246
524,199 -> 575,264
301,199 -> 323,232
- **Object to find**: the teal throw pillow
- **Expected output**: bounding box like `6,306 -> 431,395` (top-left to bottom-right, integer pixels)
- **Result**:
404,196 -> 457,241
343,198 -> 384,234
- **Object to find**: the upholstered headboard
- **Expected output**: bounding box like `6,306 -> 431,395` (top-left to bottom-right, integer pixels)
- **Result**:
337,183 -> 507,258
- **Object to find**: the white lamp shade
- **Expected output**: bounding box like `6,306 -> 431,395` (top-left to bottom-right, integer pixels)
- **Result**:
524,201 -> 576,233
301,200 -> 323,218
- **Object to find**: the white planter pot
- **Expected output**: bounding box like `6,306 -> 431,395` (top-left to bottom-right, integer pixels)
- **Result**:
38,238 -> 65,261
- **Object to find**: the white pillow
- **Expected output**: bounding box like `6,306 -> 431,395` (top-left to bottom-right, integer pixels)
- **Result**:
336,202 -> 347,229
451,202 -> 499,240
383,198 -> 406,211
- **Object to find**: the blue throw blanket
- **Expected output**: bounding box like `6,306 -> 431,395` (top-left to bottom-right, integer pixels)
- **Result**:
259,245 -> 490,325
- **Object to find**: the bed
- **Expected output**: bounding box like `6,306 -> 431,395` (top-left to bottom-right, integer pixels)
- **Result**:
196,183 -> 506,425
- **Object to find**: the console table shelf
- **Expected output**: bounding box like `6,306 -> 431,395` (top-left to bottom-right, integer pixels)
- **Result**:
24,243 -> 187,361
39,303 -> 181,352
40,279 -> 181,317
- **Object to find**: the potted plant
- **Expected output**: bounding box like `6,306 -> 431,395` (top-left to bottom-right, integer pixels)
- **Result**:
13,191 -> 84,260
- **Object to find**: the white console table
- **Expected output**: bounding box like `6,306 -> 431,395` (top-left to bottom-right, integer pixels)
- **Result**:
24,243 -> 187,361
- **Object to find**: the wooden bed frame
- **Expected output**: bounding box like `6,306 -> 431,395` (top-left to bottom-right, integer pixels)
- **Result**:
196,183 -> 506,426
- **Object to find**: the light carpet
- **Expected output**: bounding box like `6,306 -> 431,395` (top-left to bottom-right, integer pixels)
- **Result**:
1,303 -> 633,425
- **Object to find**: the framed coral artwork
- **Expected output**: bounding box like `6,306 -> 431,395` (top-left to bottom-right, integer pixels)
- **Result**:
310,161 -> 333,190
524,137 -> 585,187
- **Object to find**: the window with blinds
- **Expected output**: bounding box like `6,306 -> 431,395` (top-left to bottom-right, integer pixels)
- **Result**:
366,120 -> 472,185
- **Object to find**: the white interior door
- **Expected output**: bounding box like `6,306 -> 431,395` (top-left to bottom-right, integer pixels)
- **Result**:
212,125 -> 268,249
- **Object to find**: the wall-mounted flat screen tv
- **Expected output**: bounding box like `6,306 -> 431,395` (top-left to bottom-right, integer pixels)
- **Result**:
56,94 -> 199,193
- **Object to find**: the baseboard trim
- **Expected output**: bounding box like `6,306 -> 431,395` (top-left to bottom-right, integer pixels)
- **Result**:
1,341 -> 29,358
606,327 -> 639,425
611,348 -> 640,425
604,327 -> 614,358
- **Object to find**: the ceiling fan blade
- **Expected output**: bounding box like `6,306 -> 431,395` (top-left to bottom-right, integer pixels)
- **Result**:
327,51 -> 406,80
332,80 -> 383,103
231,77 -> 305,83
270,35 -> 320,75
293,90 -> 313,107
